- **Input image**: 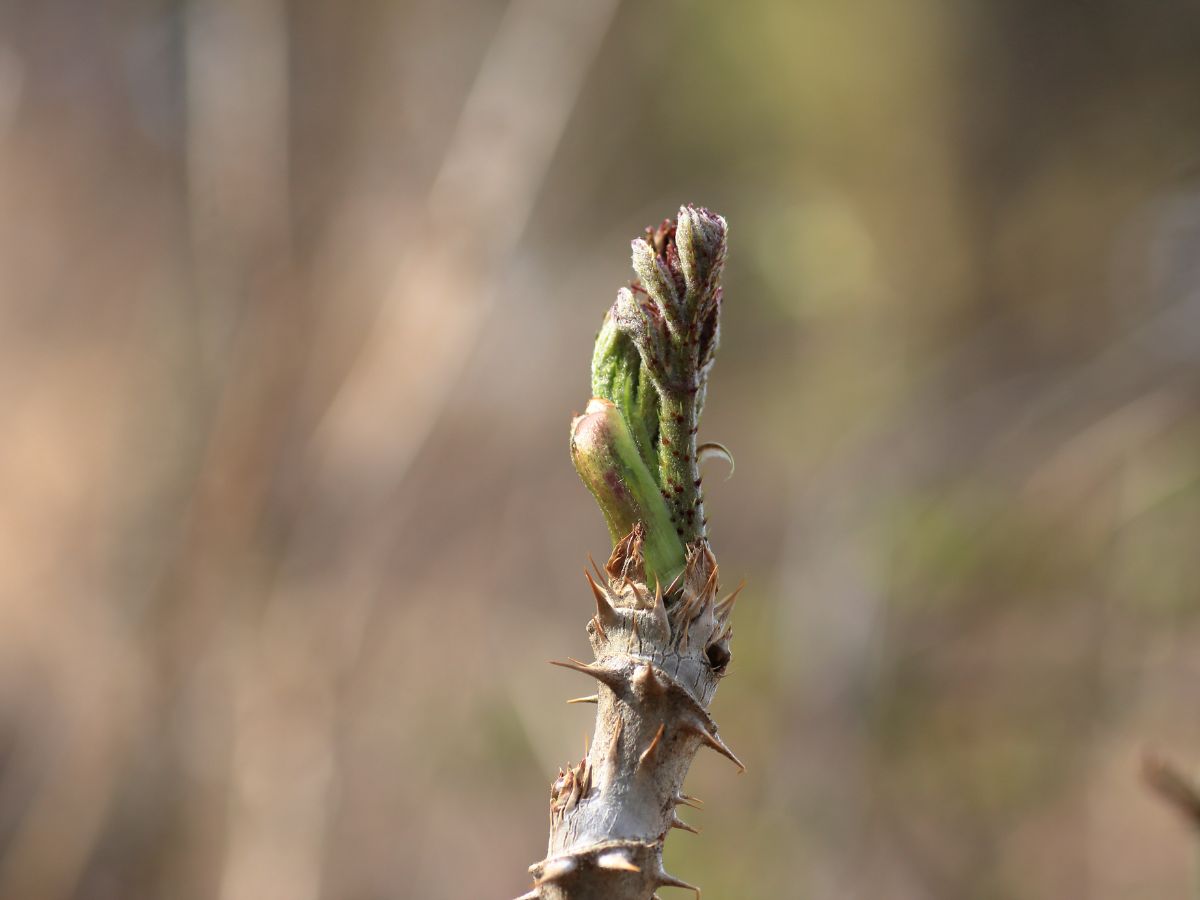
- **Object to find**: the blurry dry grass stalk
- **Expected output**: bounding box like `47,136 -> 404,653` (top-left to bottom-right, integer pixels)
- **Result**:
0,2 -> 617,899
191,2 -> 621,899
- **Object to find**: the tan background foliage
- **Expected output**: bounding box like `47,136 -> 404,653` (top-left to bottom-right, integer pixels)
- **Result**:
0,1 -> 1198,897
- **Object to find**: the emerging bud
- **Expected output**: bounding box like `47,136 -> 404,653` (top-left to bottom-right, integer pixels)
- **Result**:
570,398 -> 685,587
674,205 -> 727,300
592,312 -> 659,473
611,286 -> 669,387
582,204 -> 729,547
631,238 -> 684,331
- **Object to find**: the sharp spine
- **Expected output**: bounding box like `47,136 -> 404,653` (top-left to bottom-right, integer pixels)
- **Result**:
701,564 -> 719,603
651,580 -> 670,635
595,850 -> 640,872
638,722 -> 666,768
566,694 -> 599,705
714,580 -> 745,621
537,856 -> 578,884
606,717 -> 624,774
671,812 -> 701,834
585,569 -> 620,630
655,868 -> 701,898
683,718 -> 745,773
587,552 -> 606,584
632,662 -> 666,695
665,567 -> 685,597
629,581 -> 646,607
549,658 -> 624,690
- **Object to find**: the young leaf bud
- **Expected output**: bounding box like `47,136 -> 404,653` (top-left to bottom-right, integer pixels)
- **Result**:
674,204 -> 727,302
592,312 -> 659,475
570,398 -> 685,587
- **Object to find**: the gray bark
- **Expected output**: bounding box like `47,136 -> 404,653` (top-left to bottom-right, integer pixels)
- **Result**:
518,528 -> 741,900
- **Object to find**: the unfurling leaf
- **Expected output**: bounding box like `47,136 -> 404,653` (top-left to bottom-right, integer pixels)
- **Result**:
570,398 -> 685,587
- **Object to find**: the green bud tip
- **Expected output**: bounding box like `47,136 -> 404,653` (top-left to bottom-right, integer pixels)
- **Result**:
582,205 -> 729,553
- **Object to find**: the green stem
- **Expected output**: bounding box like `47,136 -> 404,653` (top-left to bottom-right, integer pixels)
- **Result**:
657,392 -> 704,542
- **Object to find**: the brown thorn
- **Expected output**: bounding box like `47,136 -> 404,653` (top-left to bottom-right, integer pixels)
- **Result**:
535,857 -> 578,885
675,793 -> 703,810
671,812 -> 701,834
665,568 -> 685,598
638,722 -> 667,769
656,869 -> 701,898
629,581 -> 647,607
672,589 -> 695,625
587,552 -> 606,585
596,850 -> 641,872
606,717 -> 625,771
632,662 -> 666,695
549,658 -> 624,691
566,694 -> 599,705
652,580 -> 670,635
512,890 -> 540,900
591,614 -> 607,641
585,570 -> 620,629
676,602 -> 692,652
683,718 -> 746,773
714,580 -> 745,621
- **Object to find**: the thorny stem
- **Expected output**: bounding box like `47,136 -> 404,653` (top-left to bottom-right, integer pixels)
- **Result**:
520,207 -> 738,900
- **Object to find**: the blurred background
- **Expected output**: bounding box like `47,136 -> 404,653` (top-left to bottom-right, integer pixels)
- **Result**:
2,1 -> 1200,898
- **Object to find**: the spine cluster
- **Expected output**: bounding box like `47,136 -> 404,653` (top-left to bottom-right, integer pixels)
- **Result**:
519,529 -> 742,900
